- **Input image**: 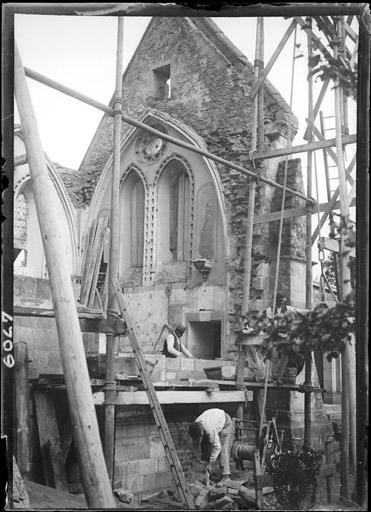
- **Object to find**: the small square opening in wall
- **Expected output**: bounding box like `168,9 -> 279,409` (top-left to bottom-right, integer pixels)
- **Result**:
153,64 -> 171,100
187,321 -> 221,359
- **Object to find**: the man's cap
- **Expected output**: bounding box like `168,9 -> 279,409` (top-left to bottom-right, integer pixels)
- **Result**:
175,323 -> 186,333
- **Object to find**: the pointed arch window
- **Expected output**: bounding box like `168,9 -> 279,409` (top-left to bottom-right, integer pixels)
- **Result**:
119,169 -> 146,274
169,172 -> 190,261
157,159 -> 191,266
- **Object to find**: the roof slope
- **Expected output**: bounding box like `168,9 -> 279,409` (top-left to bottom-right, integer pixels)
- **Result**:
53,163 -> 84,208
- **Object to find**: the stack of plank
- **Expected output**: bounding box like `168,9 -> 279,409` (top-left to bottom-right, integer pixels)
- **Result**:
79,215 -> 109,309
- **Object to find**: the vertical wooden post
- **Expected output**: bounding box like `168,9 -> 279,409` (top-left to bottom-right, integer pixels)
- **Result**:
14,341 -> 31,480
355,9 -> 369,506
104,17 -> 124,486
325,438 -> 334,503
304,25 -> 314,449
241,17 -> 264,424
254,450 -> 264,510
333,15 -> 355,500
34,390 -> 69,491
14,44 -> 115,508
242,16 -> 264,315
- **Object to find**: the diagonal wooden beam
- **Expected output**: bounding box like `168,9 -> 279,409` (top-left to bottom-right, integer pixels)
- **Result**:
253,134 -> 356,160
253,199 -> 356,225
311,155 -> 356,244
344,22 -> 358,43
250,19 -> 297,101
311,125 -> 355,186
303,77 -> 331,140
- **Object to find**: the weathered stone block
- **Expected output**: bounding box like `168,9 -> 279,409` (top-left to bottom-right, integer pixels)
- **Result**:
126,473 -> 144,493
143,473 -> 157,492
180,357 -> 195,371
157,456 -> 169,473
165,358 -> 180,370
47,352 -> 61,369
138,458 -> 158,475
117,436 -> 150,461
154,471 -> 174,490
82,332 -> 99,354
35,278 -> 52,302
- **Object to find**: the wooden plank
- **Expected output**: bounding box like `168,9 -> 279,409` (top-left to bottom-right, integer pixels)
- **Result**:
253,134 -> 356,161
13,306 -> 104,319
92,390 -> 245,405
79,219 -> 98,305
14,341 -> 31,479
88,216 -> 109,307
320,236 -> 355,258
86,217 -> 105,306
34,390 -> 68,491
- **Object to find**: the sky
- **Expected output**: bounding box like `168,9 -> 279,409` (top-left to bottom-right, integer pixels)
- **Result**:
14,13 -> 357,270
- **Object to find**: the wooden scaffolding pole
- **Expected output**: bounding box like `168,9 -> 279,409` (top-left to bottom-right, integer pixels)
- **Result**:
14,45 -> 115,509
239,16 -> 264,422
304,24 -> 314,449
249,19 -> 296,101
355,8 -> 369,507
332,16 -> 356,500
104,17 -> 124,486
242,16 -> 264,315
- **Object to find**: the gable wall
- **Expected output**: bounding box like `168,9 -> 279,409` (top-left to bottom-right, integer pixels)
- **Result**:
79,17 -> 305,322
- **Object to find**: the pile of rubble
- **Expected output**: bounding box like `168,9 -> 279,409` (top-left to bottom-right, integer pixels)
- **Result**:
189,479 -> 264,511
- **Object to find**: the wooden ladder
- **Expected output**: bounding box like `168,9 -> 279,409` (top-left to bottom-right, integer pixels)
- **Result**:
112,278 -> 194,510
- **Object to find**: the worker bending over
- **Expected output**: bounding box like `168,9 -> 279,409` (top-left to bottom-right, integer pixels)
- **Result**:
189,408 -> 235,484
162,324 -> 193,358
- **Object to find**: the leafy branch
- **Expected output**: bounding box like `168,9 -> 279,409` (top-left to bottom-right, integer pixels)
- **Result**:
235,295 -> 355,362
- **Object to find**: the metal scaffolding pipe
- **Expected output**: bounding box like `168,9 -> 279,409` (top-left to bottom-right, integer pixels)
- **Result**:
104,16 -> 124,486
